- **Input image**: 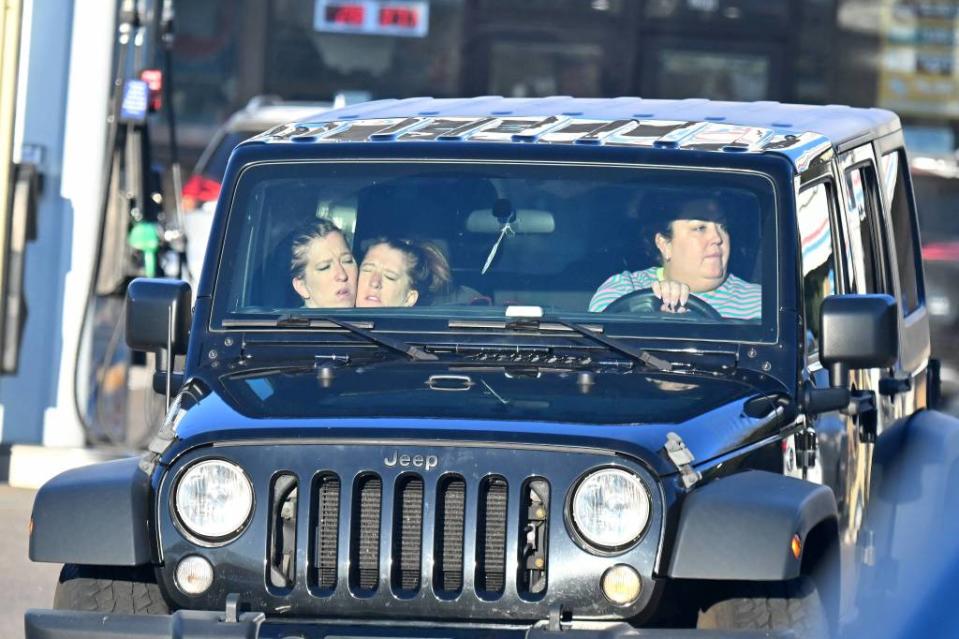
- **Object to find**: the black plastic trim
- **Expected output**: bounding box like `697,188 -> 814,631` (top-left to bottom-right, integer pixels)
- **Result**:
29,457 -> 152,566
666,470 -> 837,580
24,608 -> 797,638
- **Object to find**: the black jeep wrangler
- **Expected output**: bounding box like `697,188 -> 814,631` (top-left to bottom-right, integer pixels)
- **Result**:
26,98 -> 957,638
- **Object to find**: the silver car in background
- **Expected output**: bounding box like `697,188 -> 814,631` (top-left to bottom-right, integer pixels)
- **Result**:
179,96 -> 335,283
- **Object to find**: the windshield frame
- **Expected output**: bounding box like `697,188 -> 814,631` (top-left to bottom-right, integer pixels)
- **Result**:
207,152 -> 786,346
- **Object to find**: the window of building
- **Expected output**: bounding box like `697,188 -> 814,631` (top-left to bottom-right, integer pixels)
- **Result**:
842,163 -> 890,294
488,42 -> 604,97
265,0 -> 465,101
653,49 -> 770,101
172,2 -> 241,126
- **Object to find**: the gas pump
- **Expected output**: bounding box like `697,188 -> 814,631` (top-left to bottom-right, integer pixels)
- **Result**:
74,0 -> 184,446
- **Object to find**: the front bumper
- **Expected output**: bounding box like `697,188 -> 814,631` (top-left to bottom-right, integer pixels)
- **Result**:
25,609 -> 796,639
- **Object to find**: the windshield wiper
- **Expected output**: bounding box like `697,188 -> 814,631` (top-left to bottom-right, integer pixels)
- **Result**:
266,313 -> 437,361
548,318 -> 672,372
447,314 -> 671,371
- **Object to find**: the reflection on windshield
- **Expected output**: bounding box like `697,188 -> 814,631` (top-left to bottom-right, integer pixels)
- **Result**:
216,364 -> 745,425
214,161 -> 776,338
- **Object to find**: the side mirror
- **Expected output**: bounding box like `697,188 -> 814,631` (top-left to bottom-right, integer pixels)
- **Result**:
126,278 -> 192,404
820,294 -> 898,387
125,278 -> 192,355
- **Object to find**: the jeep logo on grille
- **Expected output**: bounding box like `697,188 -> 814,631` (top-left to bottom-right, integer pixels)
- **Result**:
384,451 -> 438,471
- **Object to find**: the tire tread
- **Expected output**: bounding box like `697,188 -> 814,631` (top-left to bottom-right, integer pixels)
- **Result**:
698,577 -> 828,637
53,564 -> 169,615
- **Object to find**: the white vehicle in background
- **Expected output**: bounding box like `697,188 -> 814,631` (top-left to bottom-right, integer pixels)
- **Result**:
179,96 -> 337,283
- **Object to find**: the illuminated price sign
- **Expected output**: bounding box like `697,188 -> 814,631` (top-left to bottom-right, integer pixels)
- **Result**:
315,0 -> 429,38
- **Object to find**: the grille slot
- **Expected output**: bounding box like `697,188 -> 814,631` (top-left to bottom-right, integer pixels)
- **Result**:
518,478 -> 550,598
391,475 -> 424,594
267,474 -> 298,591
434,475 -> 466,595
476,476 -> 508,597
350,474 -> 382,593
310,474 -> 340,592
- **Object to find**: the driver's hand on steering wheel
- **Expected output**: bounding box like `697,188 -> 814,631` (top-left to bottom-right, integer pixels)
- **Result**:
651,280 -> 690,313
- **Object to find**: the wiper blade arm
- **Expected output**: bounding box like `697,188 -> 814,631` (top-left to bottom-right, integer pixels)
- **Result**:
314,317 -> 437,362
550,319 -> 672,372
274,314 -> 437,361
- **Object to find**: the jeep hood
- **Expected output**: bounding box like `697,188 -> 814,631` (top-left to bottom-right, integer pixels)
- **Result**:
168,365 -> 789,476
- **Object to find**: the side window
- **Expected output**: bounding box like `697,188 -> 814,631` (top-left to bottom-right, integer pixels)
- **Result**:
881,150 -> 923,314
799,181 -> 837,356
842,163 -> 889,294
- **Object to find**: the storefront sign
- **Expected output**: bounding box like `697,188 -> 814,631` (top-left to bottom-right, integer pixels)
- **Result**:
878,1 -> 959,118
314,0 -> 429,38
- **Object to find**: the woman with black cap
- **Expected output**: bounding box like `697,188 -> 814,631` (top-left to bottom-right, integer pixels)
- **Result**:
588,196 -> 761,319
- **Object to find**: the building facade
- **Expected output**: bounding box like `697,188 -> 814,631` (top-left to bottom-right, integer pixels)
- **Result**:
168,1 -> 959,162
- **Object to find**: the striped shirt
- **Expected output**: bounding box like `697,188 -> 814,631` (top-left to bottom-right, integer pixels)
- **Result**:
588,266 -> 762,319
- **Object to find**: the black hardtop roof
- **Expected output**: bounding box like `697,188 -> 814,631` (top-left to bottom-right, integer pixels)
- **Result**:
299,96 -> 900,145
243,97 -> 902,173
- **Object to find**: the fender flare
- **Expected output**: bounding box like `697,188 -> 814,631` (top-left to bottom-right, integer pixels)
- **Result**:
29,456 -> 153,565
666,470 -> 837,580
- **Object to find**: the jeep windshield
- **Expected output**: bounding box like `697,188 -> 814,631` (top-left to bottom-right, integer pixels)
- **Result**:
212,160 -> 777,341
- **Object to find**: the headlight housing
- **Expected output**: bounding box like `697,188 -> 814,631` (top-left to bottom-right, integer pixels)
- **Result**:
174,459 -> 253,541
572,468 -> 650,551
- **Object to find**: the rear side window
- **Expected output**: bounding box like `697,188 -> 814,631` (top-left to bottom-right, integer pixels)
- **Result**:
842,163 -> 890,294
798,181 -> 837,355
881,150 -> 923,314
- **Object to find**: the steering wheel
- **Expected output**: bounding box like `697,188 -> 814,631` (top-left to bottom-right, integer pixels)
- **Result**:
601,287 -> 723,319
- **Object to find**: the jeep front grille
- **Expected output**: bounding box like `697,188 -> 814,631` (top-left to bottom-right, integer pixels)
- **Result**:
161,443 -> 663,621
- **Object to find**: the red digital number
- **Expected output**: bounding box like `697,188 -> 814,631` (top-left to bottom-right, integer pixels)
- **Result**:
326,4 -> 365,25
379,7 -> 418,28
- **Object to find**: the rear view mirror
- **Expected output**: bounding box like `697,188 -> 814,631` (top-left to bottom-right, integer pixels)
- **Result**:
820,294 -> 898,386
466,208 -> 555,234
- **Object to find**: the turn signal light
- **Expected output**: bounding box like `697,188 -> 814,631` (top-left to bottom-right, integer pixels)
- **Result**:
176,555 -> 214,595
601,564 -> 641,605
791,534 -> 802,560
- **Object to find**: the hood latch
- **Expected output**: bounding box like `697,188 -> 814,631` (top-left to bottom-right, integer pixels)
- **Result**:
664,432 -> 701,489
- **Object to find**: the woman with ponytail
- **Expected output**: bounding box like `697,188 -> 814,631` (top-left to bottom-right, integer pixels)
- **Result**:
355,237 -> 452,307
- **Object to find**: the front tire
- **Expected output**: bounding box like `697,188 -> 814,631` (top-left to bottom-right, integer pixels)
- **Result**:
53,564 -> 169,614
697,577 -> 828,637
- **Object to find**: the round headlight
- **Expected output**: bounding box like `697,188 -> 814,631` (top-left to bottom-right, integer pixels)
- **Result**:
572,468 -> 650,550
175,460 -> 253,540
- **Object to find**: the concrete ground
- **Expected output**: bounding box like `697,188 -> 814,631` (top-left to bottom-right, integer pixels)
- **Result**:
0,485 -> 60,639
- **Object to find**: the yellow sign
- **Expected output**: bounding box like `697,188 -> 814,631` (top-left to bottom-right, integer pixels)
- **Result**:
878,1 -> 959,117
